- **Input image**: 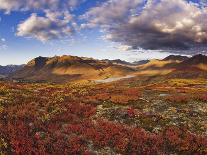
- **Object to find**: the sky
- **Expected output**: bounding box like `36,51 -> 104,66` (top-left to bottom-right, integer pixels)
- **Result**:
0,0 -> 207,65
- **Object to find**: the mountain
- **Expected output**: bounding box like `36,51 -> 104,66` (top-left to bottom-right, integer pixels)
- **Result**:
110,59 -> 131,65
134,54 -> 207,77
162,55 -> 189,61
136,55 -> 189,71
9,54 -> 207,83
137,58 -> 179,71
0,65 -> 24,77
166,54 -> 207,78
136,54 -> 207,71
102,59 -> 136,66
177,54 -> 207,66
132,60 -> 150,66
172,54 -> 207,71
11,55 -> 136,83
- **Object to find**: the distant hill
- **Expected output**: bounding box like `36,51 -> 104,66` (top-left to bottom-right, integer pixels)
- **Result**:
137,58 -> 180,71
102,59 -> 136,66
162,55 -> 189,61
110,59 -> 132,65
133,54 -> 207,77
166,54 -> 207,78
132,60 -> 150,66
0,65 -> 24,77
177,54 -> 207,68
136,54 -> 207,71
11,55 -> 136,83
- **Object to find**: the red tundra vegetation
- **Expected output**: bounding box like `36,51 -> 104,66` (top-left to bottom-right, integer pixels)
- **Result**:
0,79 -> 207,155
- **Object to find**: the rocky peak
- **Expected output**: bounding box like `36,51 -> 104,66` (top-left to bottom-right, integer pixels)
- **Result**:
34,56 -> 48,68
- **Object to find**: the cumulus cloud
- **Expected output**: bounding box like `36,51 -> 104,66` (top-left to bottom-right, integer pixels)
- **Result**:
68,0 -> 85,8
0,0 -> 84,13
0,0 -> 85,42
0,0 -> 83,42
81,0 -> 142,28
83,0 -> 207,54
3,0 -> 207,55
17,12 -> 74,42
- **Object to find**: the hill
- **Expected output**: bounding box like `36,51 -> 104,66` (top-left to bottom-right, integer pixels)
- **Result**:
10,54 -> 207,83
11,55 -> 135,83
132,60 -> 150,66
162,55 -> 189,61
136,54 -> 188,71
135,56 -> 182,76
175,54 -> 207,70
0,65 -> 23,76
166,54 -> 207,78
133,54 -> 207,77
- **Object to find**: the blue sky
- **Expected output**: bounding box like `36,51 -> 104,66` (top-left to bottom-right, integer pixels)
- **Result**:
0,0 -> 206,65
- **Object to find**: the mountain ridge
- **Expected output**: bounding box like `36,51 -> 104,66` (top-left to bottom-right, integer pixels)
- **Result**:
0,65 -> 24,76
9,54 -> 207,83
10,55 -> 136,83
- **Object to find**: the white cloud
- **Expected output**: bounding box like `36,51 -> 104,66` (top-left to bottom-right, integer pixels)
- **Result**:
83,0 -> 207,54
115,44 -> 132,52
68,0 -> 85,8
17,12 -> 74,42
0,0 -> 86,42
82,0 -> 142,28
3,0 -> 207,55
0,0 -> 57,13
0,0 -> 84,13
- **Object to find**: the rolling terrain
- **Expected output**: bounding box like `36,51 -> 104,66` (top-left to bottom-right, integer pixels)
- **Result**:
10,55 -> 136,83
10,54 -> 207,83
1,54 -> 207,154
0,65 -> 207,154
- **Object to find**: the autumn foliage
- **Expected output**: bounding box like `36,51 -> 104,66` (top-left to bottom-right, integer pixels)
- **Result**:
0,81 -> 207,155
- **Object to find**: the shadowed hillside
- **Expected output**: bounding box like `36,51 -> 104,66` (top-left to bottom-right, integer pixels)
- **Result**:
0,65 -> 24,77
162,55 -> 189,61
166,54 -> 207,79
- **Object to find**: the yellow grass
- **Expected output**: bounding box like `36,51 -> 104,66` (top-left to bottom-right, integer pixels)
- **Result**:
168,79 -> 207,87
135,69 -> 174,76
196,64 -> 207,71
138,60 -> 180,69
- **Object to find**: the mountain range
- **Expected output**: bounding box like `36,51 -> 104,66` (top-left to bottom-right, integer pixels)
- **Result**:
3,54 -> 207,83
0,65 -> 24,78
10,55 -> 136,83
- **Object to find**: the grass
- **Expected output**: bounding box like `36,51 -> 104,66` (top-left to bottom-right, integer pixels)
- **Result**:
168,78 -> 207,87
